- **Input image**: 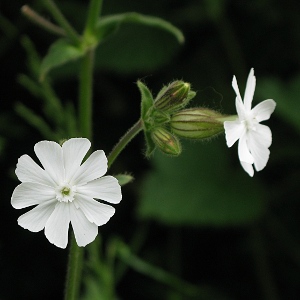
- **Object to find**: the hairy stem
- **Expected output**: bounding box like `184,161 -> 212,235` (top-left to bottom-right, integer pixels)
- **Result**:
107,119 -> 143,169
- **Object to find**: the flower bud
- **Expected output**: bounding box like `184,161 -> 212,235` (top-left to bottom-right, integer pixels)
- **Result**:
151,127 -> 182,156
154,81 -> 192,112
170,108 -> 224,139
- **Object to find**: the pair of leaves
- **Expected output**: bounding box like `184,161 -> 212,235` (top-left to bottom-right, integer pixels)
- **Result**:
40,12 -> 184,79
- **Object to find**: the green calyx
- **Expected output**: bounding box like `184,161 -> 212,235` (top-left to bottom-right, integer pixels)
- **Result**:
170,108 -> 225,139
154,80 -> 193,113
151,127 -> 181,156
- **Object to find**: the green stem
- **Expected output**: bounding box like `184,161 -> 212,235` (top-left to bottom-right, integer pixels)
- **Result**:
107,119 -> 143,169
64,39 -> 95,300
64,234 -> 84,300
84,0 -> 103,35
42,0 -> 81,45
79,49 -> 95,139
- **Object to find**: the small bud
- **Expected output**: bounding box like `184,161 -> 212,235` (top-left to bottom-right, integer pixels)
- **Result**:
170,108 -> 224,139
154,81 -> 192,112
151,127 -> 182,156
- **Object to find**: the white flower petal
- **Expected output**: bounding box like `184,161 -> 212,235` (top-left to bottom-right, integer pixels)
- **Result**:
11,182 -> 55,209
72,150 -> 107,186
62,138 -> 91,183
238,133 -> 254,164
252,124 -> 272,148
235,97 -> 246,120
34,141 -> 64,185
252,99 -> 276,122
77,176 -> 122,204
224,120 -> 245,147
70,204 -> 98,247
244,68 -> 256,111
240,161 -> 254,177
45,202 -> 70,249
75,194 -> 115,226
15,155 -> 55,186
18,200 -> 56,232
226,69 -> 275,176
248,130 -> 271,171
232,76 -> 243,102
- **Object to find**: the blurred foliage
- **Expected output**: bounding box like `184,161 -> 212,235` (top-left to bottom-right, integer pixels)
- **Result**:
1,0 -> 300,300
138,140 -> 265,226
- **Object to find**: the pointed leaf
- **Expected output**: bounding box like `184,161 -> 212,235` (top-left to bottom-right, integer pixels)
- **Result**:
96,12 -> 184,44
137,80 -> 154,122
144,131 -> 156,157
114,174 -> 134,186
40,39 -> 84,80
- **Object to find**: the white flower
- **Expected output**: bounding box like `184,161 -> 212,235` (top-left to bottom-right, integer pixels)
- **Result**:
11,138 -> 122,248
224,68 -> 276,177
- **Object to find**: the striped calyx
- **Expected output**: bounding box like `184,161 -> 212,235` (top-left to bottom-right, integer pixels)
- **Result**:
170,108 -> 224,139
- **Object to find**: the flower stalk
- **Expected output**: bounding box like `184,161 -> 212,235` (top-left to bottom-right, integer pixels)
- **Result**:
64,234 -> 84,300
108,119 -> 143,169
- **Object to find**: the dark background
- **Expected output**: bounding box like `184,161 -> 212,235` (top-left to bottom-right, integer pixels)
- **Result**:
1,0 -> 300,299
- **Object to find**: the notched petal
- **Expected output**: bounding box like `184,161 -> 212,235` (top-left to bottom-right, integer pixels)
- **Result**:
77,176 -> 122,204
70,205 -> 98,247
34,141 -> 64,185
75,194 -> 115,226
62,138 -> 91,181
18,200 -> 56,232
224,120 -> 245,147
11,182 -> 55,209
252,99 -> 276,122
16,155 -> 54,186
72,150 -> 108,185
45,202 -> 70,249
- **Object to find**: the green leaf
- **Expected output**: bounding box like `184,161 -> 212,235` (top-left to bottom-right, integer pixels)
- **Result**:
138,140 -> 265,226
115,174 -> 134,186
144,131 -> 156,157
20,36 -> 42,78
94,23 -> 181,74
137,80 -> 153,121
40,38 -> 84,80
15,103 -> 58,140
256,75 -> 300,133
96,12 -> 184,44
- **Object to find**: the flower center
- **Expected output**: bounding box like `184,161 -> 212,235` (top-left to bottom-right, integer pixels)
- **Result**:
55,183 -> 76,203
243,112 -> 258,131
